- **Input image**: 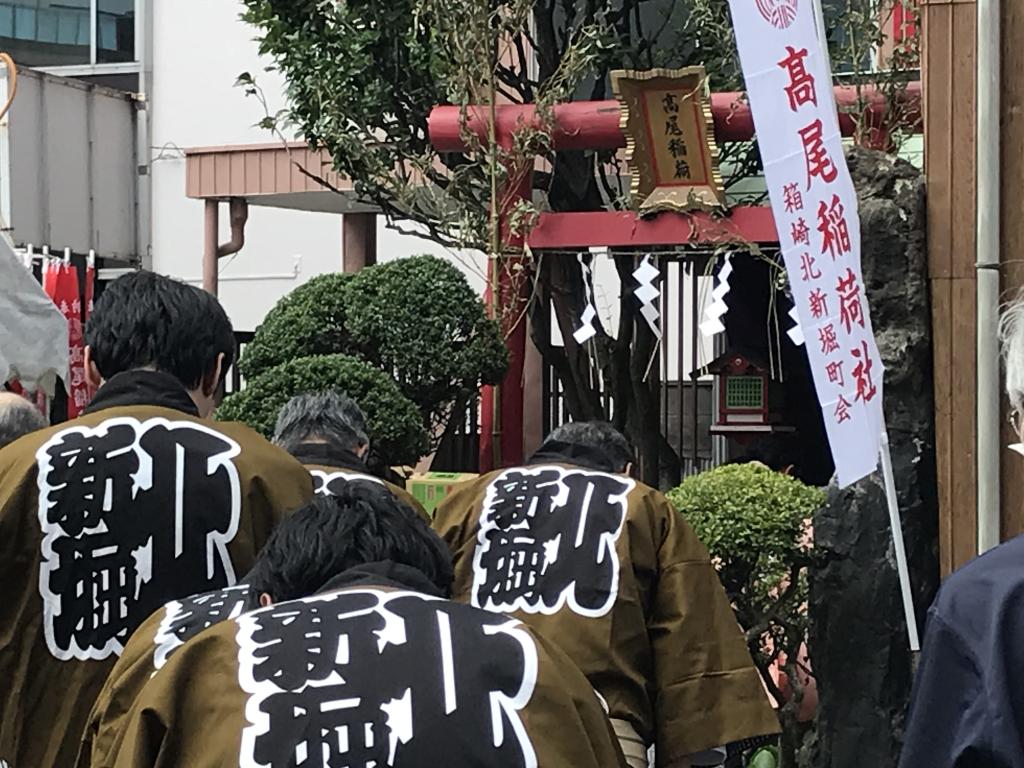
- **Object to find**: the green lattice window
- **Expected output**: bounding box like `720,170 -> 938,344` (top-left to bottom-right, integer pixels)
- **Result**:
725,376 -> 764,409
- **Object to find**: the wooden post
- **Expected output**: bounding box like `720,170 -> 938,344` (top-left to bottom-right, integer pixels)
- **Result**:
342,213 -> 378,273
922,0 -> 979,573
203,199 -> 219,295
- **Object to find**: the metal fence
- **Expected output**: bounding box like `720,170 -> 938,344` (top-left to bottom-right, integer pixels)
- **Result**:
539,252 -> 725,479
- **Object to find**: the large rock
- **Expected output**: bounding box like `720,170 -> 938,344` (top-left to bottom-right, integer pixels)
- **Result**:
807,147 -> 939,768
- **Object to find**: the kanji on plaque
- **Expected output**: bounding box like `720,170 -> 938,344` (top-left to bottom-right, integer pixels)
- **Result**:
799,252 -> 822,282
783,182 -> 804,213
668,138 -> 688,158
818,324 -> 840,355
851,340 -> 878,403
818,194 -> 852,260
798,119 -> 839,188
778,46 -> 817,110
809,288 -> 829,320
791,217 -> 810,246
836,268 -> 866,334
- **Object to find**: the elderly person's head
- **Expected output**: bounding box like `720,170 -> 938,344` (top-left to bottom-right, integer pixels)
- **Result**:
537,421 -> 636,475
273,391 -> 370,459
0,392 -> 46,449
1001,296 -> 1024,440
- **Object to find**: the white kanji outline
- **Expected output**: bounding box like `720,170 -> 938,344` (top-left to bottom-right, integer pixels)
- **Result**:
36,417 -> 243,662
470,465 -> 634,619
236,588 -> 538,768
152,584 -> 251,671
310,469 -> 384,496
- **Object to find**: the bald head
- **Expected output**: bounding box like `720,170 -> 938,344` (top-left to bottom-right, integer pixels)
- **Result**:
0,393 -> 46,449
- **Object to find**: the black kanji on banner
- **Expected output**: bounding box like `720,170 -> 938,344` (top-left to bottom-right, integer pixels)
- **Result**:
471,466 -> 634,618
311,469 -> 384,497
153,585 -> 252,670
36,417 -> 243,661
236,589 -> 538,768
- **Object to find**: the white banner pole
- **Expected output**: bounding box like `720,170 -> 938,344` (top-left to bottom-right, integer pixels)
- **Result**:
879,428 -> 920,652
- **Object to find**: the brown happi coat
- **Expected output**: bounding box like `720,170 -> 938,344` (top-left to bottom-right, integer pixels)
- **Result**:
432,455 -> 779,765
86,568 -> 626,768
0,371 -> 313,768
289,441 -> 430,520
77,584 -> 257,768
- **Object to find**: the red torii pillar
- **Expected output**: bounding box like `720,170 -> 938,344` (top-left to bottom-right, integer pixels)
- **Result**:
427,82 -> 922,473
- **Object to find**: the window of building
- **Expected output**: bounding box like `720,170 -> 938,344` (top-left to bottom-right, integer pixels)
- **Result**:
0,0 -> 136,69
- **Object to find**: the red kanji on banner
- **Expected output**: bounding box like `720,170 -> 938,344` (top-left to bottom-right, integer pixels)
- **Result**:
836,268 -> 866,334
809,288 -> 829,319
817,194 -> 852,260
778,46 -> 817,111
799,252 -> 822,282
826,360 -> 845,387
818,323 -> 840,355
783,182 -> 804,213
798,119 -> 839,188
851,340 -> 878,403
791,217 -> 810,246
834,395 -> 853,424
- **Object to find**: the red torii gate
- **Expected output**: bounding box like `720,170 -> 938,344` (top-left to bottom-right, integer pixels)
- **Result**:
427,81 -> 922,472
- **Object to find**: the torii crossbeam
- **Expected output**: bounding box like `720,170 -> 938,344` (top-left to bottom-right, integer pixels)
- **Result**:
426,81 -> 922,472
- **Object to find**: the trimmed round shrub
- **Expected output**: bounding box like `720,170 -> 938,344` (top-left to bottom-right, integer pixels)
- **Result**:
344,255 -> 508,433
238,272 -> 353,380
667,463 -> 822,588
218,353 -> 429,466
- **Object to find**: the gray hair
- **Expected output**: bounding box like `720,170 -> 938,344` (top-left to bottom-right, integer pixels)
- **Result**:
545,421 -> 635,472
273,391 -> 370,455
1001,295 -> 1024,411
0,393 -> 47,449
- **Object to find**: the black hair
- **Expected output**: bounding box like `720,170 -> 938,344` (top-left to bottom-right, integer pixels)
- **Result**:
274,391 -> 369,454
246,485 -> 454,603
544,421 -> 635,472
84,271 -> 235,390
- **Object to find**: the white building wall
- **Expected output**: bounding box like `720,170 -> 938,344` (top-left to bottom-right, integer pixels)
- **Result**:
150,0 -> 338,331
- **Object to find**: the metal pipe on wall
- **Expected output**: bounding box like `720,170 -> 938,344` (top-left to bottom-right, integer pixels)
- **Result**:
976,0 -> 1002,554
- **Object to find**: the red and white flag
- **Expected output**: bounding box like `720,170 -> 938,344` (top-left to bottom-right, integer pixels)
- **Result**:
727,0 -> 884,486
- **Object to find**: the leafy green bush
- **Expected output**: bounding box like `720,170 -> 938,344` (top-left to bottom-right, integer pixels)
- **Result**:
238,273 -> 353,380
218,353 -> 429,466
344,256 -> 508,433
669,463 -> 824,764
233,255 -> 507,459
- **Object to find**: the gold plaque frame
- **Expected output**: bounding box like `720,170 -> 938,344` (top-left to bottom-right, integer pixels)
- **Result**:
610,66 -> 726,215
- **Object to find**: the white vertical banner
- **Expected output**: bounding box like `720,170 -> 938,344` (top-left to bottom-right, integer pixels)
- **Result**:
728,0 -> 884,487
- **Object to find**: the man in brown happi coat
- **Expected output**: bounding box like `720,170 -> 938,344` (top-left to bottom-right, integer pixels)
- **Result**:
0,272 -> 313,768
274,390 -> 429,519
433,421 -> 780,768
85,486 -> 626,768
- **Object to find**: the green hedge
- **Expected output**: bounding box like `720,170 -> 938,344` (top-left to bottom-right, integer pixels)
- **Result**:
238,272 -> 353,380
234,256 -> 508,456
218,353 -> 429,466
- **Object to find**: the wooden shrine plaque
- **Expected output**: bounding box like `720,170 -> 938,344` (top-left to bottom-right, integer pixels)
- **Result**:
611,66 -> 726,215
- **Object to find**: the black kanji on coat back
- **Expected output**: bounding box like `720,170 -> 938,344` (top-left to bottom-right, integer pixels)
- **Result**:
36,417 -> 243,661
471,466 -> 634,618
311,469 -> 384,497
236,589 -> 538,768
153,584 -> 252,670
